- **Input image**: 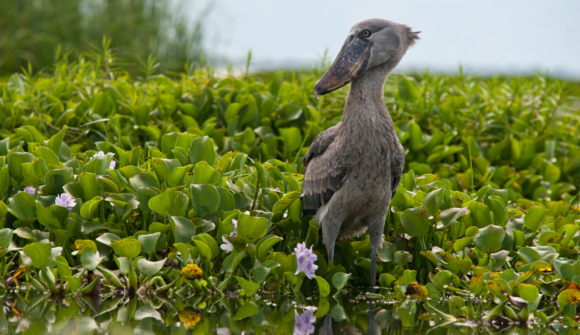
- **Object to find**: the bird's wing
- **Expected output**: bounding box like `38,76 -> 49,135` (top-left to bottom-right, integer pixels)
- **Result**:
391,148 -> 405,198
302,122 -> 346,212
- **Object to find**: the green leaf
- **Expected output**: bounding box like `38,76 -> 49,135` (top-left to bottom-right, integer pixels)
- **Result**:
400,206 -> 429,237
136,258 -> 166,276
150,158 -> 181,184
232,302 -> 259,320
332,272 -> 351,290
235,276 -> 260,295
468,201 -> 493,229
189,136 -> 217,166
47,126 -> 67,156
80,247 -> 103,271
22,159 -> 48,187
32,147 -> 62,167
253,266 -> 271,284
279,127 -> 302,152
473,225 -> 505,253
170,216 -> 196,244
79,172 -> 101,202
80,196 -> 103,220
148,188 -> 189,217
111,238 -> 142,260
192,240 -> 212,260
272,191 -> 301,213
7,191 -> 36,223
305,219 -> 318,249
23,243 -> 52,269
398,75 -> 420,102
524,206 -> 549,231
558,289 -> 580,308
0,228 -> 13,249
44,168 -> 73,195
130,173 -> 160,190
137,233 -> 160,255
192,160 -> 220,185
190,184 -> 220,217
257,236 -> 283,263
237,213 -> 269,243
517,283 -> 539,303
8,152 -> 34,183
440,207 -> 469,228
36,201 -> 69,229
314,276 -> 331,297
377,241 -> 397,262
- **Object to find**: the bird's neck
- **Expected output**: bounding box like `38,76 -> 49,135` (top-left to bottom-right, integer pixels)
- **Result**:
342,63 -> 393,129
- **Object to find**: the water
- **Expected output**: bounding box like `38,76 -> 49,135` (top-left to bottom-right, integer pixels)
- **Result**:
0,289 -> 568,334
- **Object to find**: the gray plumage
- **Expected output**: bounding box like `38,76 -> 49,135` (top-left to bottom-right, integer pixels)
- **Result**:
302,18 -> 419,286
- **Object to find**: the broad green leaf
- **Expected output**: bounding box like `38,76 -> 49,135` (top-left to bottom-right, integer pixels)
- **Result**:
137,233 -> 160,255
170,216 -> 196,244
190,184 -> 220,217
148,188 -> 189,217
257,236 -> 283,263
332,272 -> 351,290
80,248 -> 103,271
23,243 -> 52,269
524,206 -> 549,231
235,276 -> 260,295
473,225 -> 505,253
237,213 -> 269,243
315,276 -> 331,297
136,258 -> 166,276
111,238 -> 142,260
400,206 -> 429,237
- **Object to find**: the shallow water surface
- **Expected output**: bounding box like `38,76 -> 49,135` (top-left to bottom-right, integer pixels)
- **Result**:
0,288 -> 569,334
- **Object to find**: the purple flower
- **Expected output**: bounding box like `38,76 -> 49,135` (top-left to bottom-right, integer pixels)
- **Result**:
294,242 -> 318,279
55,193 -> 77,211
294,310 -> 316,335
230,219 -> 238,237
220,219 -> 239,253
20,186 -> 36,195
91,151 -> 116,170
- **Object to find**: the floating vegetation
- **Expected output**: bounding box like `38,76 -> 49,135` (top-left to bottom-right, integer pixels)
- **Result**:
1,46 -> 580,331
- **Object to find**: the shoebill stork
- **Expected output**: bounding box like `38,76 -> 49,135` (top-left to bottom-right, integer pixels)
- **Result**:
302,19 -> 420,286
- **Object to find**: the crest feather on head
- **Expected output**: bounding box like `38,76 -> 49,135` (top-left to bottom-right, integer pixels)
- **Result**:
402,25 -> 421,46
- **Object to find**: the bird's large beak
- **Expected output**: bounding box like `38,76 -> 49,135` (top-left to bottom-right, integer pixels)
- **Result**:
314,35 -> 372,96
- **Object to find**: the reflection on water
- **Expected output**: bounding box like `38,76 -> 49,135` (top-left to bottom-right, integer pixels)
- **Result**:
0,288 -> 568,334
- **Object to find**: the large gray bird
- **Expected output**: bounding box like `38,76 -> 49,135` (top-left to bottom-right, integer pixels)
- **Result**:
302,19 -> 420,286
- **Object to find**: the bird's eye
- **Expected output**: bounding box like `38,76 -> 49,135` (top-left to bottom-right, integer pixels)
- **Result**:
362,29 -> 371,37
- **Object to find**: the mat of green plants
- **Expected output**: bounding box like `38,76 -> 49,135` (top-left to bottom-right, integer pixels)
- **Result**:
1,48 -> 580,333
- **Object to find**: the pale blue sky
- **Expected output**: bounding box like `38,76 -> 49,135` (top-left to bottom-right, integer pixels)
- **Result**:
197,0 -> 580,76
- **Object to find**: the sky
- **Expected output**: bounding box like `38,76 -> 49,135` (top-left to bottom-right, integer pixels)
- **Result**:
197,0 -> 580,77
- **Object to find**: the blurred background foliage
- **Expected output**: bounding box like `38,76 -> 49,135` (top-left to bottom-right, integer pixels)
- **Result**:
0,0 -> 209,76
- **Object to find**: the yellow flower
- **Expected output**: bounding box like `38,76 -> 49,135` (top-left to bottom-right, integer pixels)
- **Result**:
180,264 -> 203,280
178,307 -> 201,328
405,282 -> 428,301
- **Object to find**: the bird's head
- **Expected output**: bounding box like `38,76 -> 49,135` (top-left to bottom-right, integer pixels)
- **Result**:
314,19 -> 420,96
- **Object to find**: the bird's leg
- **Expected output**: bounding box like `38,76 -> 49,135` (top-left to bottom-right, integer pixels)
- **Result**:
328,245 -> 335,264
322,218 -> 340,266
368,217 -> 386,288
370,246 -> 377,287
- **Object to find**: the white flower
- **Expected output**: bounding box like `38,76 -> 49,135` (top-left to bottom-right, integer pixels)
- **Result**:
220,237 -> 233,253
55,193 -> 77,211
91,151 -> 116,170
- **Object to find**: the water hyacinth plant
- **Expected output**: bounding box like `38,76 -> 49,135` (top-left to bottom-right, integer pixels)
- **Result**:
0,45 -> 580,331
